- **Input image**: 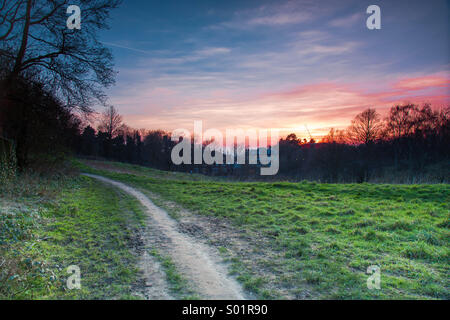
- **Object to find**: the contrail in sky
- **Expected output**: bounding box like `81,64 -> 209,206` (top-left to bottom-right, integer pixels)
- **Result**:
101,41 -> 152,55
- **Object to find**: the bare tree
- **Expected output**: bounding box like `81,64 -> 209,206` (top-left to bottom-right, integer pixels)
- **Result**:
410,104 -> 438,137
322,128 -> 347,144
347,108 -> 383,145
98,105 -> 123,141
385,104 -> 417,139
0,0 -> 121,110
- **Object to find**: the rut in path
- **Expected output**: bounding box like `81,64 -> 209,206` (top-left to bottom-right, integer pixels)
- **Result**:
83,173 -> 246,300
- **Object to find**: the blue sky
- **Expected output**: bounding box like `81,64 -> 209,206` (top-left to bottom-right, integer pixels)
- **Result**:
97,0 -> 449,137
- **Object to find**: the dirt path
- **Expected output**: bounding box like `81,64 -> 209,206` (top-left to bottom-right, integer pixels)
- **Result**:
83,173 -> 246,300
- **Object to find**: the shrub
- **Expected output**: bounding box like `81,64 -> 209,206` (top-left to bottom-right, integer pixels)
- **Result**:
0,138 -> 17,186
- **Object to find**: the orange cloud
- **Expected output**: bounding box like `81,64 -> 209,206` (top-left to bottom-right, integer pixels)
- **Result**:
118,73 -> 450,140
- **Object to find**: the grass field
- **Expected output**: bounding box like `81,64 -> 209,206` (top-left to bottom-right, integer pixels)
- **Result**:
1,159 -> 448,299
0,172 -> 149,299
77,160 -> 450,299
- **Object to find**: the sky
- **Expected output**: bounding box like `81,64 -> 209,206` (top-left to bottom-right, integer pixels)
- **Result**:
98,0 -> 450,138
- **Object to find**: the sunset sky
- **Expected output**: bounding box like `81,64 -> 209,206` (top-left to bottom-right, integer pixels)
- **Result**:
99,0 -> 449,138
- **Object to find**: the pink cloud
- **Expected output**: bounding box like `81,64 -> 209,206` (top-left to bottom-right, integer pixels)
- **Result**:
394,75 -> 450,91
118,73 -> 450,140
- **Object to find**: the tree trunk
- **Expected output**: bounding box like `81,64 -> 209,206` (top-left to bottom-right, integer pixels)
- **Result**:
10,0 -> 32,82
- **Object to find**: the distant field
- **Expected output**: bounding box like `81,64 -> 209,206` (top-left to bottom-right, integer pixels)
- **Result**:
77,160 -> 450,299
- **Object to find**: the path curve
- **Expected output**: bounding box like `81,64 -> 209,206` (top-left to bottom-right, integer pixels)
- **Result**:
83,173 -> 246,300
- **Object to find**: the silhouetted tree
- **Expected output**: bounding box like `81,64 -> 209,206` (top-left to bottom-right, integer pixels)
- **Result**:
97,106 -> 124,158
347,108 -> 383,145
0,0 -> 121,167
1,78 -> 81,167
385,104 -> 416,139
80,125 -> 96,156
73,103 -> 449,183
322,128 -> 346,144
98,106 -> 123,141
1,0 -> 121,108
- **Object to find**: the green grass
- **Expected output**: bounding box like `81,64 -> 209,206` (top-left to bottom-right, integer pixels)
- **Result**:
148,248 -> 199,299
1,173 -> 147,299
82,159 -> 215,182
76,159 -> 450,300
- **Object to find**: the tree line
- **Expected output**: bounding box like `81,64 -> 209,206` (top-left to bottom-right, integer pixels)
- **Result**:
278,105 -> 449,183
75,106 -> 174,171
72,103 -> 449,183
